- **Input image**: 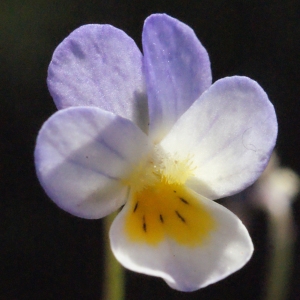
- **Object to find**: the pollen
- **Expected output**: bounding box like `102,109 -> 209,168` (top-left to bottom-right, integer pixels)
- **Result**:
159,153 -> 195,185
124,181 -> 216,246
123,146 -> 195,192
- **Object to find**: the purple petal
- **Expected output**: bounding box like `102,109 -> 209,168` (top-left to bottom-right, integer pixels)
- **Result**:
47,25 -> 148,131
142,14 -> 212,142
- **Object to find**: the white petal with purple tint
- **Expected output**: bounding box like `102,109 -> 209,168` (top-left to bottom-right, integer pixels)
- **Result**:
160,76 -> 277,199
35,107 -> 152,219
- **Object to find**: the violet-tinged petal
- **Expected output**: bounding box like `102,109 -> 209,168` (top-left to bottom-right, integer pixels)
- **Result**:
110,188 -> 253,291
47,25 -> 148,132
35,107 -> 152,219
143,14 -> 212,143
160,76 -> 278,200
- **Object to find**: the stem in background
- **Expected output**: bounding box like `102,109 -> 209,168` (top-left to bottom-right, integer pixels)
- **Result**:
103,212 -> 125,300
264,206 -> 295,300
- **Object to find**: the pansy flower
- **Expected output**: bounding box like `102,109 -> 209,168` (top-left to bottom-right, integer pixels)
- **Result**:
35,14 -> 277,291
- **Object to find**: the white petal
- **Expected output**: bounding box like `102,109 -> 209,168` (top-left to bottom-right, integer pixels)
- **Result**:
110,187 -> 253,291
35,107 -> 152,219
160,76 -> 278,199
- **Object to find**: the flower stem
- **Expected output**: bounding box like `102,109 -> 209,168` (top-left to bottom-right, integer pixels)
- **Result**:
264,206 -> 295,300
103,212 -> 125,300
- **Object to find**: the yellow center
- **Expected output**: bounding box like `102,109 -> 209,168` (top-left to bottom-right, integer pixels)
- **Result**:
124,148 -> 216,247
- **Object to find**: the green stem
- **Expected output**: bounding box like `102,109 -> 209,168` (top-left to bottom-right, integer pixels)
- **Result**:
264,206 -> 295,300
103,212 -> 125,300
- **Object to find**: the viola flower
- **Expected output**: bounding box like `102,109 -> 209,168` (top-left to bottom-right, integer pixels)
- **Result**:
35,14 -> 277,291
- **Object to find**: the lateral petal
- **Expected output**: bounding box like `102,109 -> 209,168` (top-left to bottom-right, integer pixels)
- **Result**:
160,76 -> 278,199
35,107 -> 152,219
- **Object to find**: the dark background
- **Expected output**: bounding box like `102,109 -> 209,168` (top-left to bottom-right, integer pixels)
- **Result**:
1,0 -> 300,299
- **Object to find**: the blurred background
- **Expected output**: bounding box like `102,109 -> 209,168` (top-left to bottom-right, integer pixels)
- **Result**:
1,0 -> 300,299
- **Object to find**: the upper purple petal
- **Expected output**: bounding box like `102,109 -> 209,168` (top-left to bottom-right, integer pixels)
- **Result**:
47,24 -> 148,132
142,14 -> 212,143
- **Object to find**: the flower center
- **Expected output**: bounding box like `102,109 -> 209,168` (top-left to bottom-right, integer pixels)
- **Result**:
124,148 -> 216,246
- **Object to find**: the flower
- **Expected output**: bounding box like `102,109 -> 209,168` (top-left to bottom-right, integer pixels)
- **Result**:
34,14 -> 277,291
251,152 -> 299,216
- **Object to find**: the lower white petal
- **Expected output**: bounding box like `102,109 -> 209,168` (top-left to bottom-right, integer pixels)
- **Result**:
110,186 -> 253,291
35,107 -> 152,219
